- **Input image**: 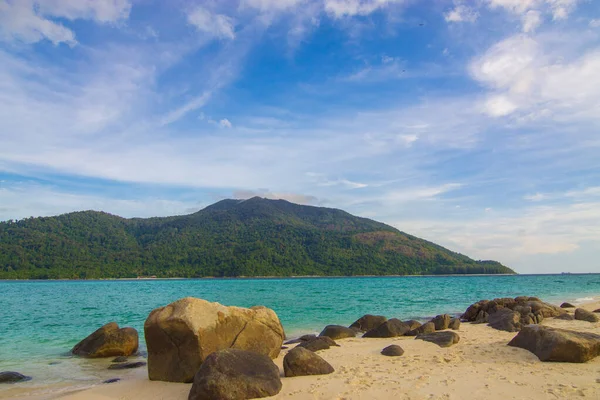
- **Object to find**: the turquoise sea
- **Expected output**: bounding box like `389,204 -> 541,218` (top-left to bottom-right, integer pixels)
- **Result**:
1,274 -> 600,393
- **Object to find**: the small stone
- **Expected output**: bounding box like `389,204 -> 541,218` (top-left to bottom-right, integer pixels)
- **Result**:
103,378 -> 121,384
560,302 -> 576,308
381,345 -> 404,357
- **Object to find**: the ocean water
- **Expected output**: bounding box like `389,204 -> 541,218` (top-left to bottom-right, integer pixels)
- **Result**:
1,274 -> 600,393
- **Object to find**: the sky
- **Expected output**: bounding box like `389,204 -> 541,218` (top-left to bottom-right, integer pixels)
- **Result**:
0,0 -> 599,274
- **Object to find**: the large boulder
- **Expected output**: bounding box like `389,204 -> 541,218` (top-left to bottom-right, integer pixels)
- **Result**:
574,308 -> 600,323
431,314 -> 451,331
415,331 -> 460,348
71,322 -> 138,358
0,371 -> 32,384
319,325 -> 356,340
406,321 -> 435,337
349,315 -> 387,332
297,336 -> 338,352
188,349 -> 282,400
283,347 -> 334,377
363,319 -> 410,338
144,297 -> 284,383
508,325 -> 600,363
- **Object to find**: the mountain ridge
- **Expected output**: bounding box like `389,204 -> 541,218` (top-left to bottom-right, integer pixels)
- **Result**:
0,197 -> 515,279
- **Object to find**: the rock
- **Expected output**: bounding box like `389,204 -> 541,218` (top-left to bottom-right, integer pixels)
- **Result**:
415,331 -> 460,348
285,334 -> 316,345
144,297 -> 284,383
103,378 -> 121,384
474,310 -> 489,324
108,361 -> 147,370
0,371 -> 32,384
561,302 -> 576,308
111,356 -> 128,363
555,313 -> 575,320
431,314 -> 451,331
319,325 -> 356,340
526,301 -> 564,318
283,347 -> 334,377
381,345 -> 404,356
188,349 -> 282,400
449,318 -> 460,330
508,325 -> 600,363
488,308 -> 521,332
404,320 -> 422,331
594,309 -> 600,313
281,346 -> 288,350
406,321 -> 435,336
349,315 -> 387,332
297,337 -> 338,352
574,308 -> 600,323
363,319 -> 410,338
71,322 -> 139,358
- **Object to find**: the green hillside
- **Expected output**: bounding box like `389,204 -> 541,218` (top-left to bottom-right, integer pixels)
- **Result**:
0,197 -> 514,279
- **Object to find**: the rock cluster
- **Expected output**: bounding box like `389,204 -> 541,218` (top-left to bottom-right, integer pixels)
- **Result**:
461,296 -> 564,332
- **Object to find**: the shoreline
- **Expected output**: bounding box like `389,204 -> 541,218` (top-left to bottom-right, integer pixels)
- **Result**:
2,295 -> 599,400
6,272 -> 600,282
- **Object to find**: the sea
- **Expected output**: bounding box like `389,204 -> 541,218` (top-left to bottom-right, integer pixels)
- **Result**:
1,274 -> 600,395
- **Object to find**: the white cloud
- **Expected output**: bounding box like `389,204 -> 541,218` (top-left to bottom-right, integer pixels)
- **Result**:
0,0 -> 130,45
219,118 -> 233,128
324,0 -> 405,18
160,92 -> 212,126
484,95 -> 518,116
242,0 -> 304,12
445,5 -> 478,23
522,10 -> 542,32
590,19 -> 600,28
524,193 -> 546,201
187,6 -> 235,40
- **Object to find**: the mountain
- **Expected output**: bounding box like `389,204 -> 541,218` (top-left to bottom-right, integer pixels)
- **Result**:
0,197 -> 514,279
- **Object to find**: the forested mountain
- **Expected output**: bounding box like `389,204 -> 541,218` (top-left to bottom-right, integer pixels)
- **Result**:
0,197 -> 514,279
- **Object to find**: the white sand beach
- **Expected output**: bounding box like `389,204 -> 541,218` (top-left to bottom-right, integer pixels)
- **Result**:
3,298 -> 600,400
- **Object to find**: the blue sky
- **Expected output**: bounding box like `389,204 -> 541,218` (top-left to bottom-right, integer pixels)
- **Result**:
1,0 -> 599,273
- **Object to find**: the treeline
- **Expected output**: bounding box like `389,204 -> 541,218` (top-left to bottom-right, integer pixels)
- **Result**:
0,197 -> 515,279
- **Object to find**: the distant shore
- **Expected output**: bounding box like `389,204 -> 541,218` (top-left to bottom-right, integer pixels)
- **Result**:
2,294 -> 599,400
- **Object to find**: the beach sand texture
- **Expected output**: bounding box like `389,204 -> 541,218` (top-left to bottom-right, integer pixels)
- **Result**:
3,299 -> 600,400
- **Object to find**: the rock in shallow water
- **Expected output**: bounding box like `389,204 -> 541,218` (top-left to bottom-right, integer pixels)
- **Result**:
381,345 -> 404,356
349,315 -> 387,332
71,322 -> 139,358
508,325 -> 600,363
144,297 -> 284,383
0,371 -> 32,384
103,378 -> 121,384
319,325 -> 356,340
108,361 -> 147,370
188,349 -> 282,400
415,331 -> 460,348
574,308 -> 600,323
283,347 -> 334,377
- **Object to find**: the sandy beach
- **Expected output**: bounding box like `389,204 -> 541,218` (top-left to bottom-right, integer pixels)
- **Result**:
2,298 -> 600,400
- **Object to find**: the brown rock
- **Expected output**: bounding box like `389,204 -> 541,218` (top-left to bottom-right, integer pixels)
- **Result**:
283,347 -> 334,377
0,372 -> 32,384
488,308 -> 521,332
404,320 -> 422,331
188,349 -> 282,400
71,322 -> 138,358
144,297 -> 284,383
415,331 -> 460,348
107,361 -> 146,370
574,308 -> 600,323
560,302 -> 576,308
381,345 -> 404,356
555,313 -> 575,321
449,318 -> 460,330
431,314 -> 451,331
363,319 -> 410,338
508,325 -> 600,363
349,315 -> 387,332
297,337 -> 338,352
406,321 -> 435,336
319,325 -> 356,340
